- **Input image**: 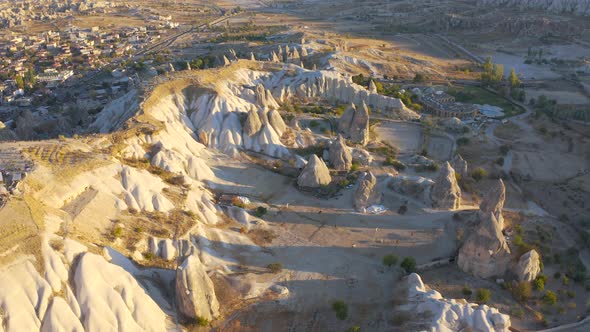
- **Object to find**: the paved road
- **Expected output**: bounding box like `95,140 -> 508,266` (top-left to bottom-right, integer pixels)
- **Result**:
136,15 -> 233,56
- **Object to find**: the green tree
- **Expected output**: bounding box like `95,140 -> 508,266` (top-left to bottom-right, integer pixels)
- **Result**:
382,254 -> 398,267
25,67 -> 36,86
533,274 -> 547,291
542,291 -> 557,305
511,281 -> 532,302
332,300 -> 348,320
15,75 -> 24,89
482,57 -> 493,77
400,257 -> 416,273
509,68 -> 520,88
492,64 -> 504,82
476,288 -> 491,303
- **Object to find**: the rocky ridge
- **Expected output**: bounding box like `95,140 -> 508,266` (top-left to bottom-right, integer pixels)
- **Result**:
403,273 -> 511,332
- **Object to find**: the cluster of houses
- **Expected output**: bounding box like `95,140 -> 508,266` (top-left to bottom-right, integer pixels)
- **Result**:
0,0 -> 181,109
0,0 -> 115,29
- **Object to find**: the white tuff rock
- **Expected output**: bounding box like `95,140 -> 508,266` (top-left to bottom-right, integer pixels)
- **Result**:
451,154 -> 468,177
478,179 -> 506,230
457,213 -> 511,278
297,155 -> 331,188
338,102 -> 370,146
176,253 -> 220,321
329,136 -> 353,171
514,250 -> 541,282
354,171 -> 381,211
431,162 -> 461,210
404,273 -> 511,332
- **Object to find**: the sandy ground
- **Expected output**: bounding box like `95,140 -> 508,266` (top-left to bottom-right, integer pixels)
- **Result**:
374,122 -> 423,155
206,154 -> 461,331
375,121 -> 454,161
525,89 -> 590,105
482,52 -> 561,80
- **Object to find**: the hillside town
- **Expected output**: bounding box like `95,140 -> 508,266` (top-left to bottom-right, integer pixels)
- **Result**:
0,0 -> 183,129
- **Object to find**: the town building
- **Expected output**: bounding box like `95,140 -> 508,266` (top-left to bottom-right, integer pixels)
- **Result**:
417,90 -> 479,119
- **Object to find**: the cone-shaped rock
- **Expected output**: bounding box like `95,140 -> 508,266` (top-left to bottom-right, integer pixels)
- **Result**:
298,155 -> 331,188
354,171 -> 381,211
478,179 -> 505,230
268,109 -> 286,137
243,108 -> 262,136
369,80 -> 378,94
329,136 -> 352,171
457,212 -> 511,278
431,162 -> 461,210
175,254 -> 220,321
337,102 -> 370,146
514,250 -> 541,282
451,154 -> 468,177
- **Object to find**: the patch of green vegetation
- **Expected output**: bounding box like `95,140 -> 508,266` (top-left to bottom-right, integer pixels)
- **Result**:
542,290 -> 557,305
510,281 -> 532,303
447,86 -> 524,118
338,179 -> 351,188
462,286 -> 473,298
471,167 -> 488,181
415,163 -> 440,173
383,254 -> 399,267
534,275 -> 547,291
332,300 -> 348,320
255,206 -> 268,218
196,316 -> 210,327
267,263 -> 283,274
400,257 -> 416,273
476,288 -> 491,303
383,157 -> 406,170
112,226 -> 123,238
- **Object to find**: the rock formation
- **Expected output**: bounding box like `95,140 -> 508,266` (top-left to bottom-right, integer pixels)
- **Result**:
301,47 -> 308,57
267,109 -> 286,137
431,162 -> 461,210
478,179 -> 506,230
354,172 -> 381,211
243,108 -> 262,136
255,83 -> 280,109
338,102 -> 370,145
75,252 -> 168,331
368,80 -> 378,94
351,147 -> 373,166
271,51 -> 280,63
297,155 -> 331,188
273,69 -> 415,118
328,136 -> 352,171
403,273 -> 511,332
388,175 -> 433,203
176,253 -> 220,321
514,250 -> 541,282
222,55 -> 231,66
451,154 -> 468,177
457,212 -> 511,278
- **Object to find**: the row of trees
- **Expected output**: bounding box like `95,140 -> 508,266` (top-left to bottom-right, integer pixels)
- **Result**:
480,57 -> 526,102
